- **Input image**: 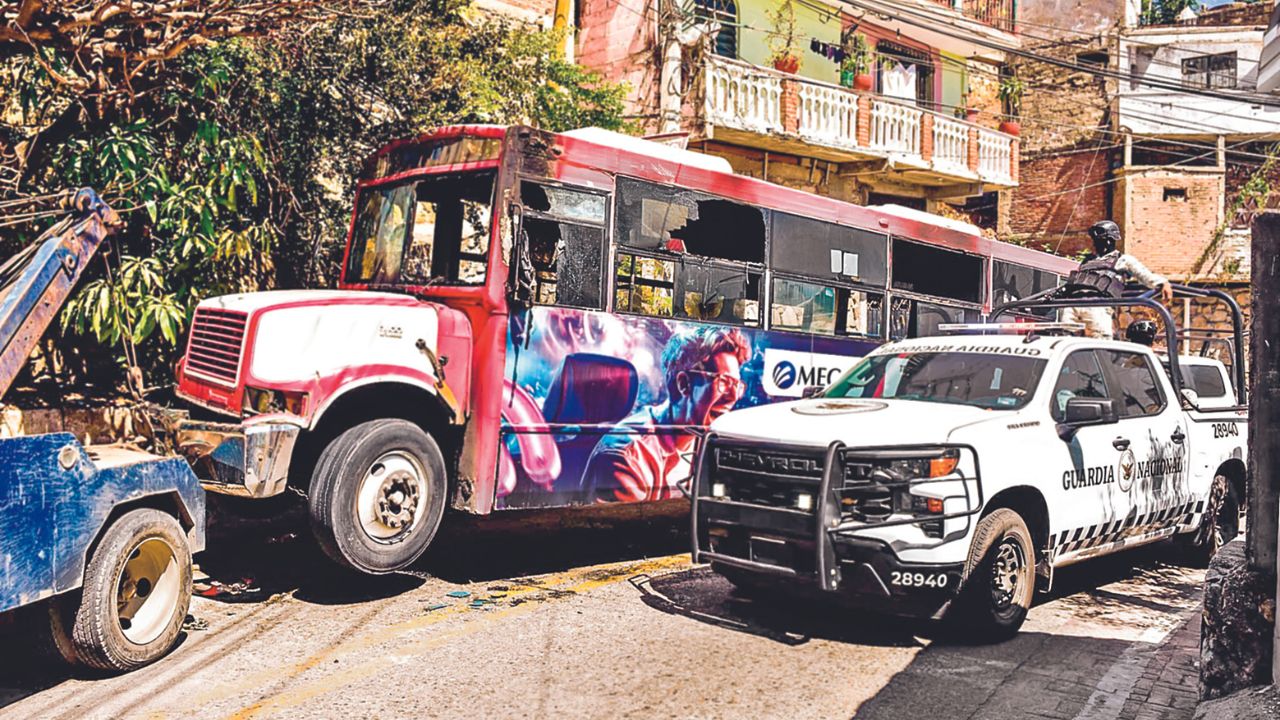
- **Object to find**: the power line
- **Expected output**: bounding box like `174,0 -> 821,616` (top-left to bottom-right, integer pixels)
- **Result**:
841,0 -> 1280,108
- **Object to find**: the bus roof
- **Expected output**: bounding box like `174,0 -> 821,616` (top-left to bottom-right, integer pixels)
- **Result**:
369,124 -> 1077,276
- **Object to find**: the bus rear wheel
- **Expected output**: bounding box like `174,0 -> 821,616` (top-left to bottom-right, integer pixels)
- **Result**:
308,419 -> 447,574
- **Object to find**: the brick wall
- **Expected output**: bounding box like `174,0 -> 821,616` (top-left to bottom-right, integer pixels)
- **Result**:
967,62 -> 1004,129
576,0 -> 660,133
1190,1 -> 1273,27
1117,168 -> 1225,279
1006,146 -> 1112,255
1012,36 -> 1111,154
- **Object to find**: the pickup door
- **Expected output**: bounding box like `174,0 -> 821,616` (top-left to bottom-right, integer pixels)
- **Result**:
1049,348 -> 1187,548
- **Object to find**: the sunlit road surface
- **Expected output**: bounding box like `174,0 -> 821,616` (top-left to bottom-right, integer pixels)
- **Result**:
0,512 -> 1206,720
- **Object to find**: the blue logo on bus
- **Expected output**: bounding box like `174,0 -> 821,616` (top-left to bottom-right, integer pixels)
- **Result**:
773,361 -> 798,389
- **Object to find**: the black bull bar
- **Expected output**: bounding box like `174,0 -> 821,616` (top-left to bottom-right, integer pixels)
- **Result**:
689,433 -> 984,593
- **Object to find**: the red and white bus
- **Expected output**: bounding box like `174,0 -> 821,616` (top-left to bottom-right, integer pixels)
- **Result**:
174,124 -> 1075,574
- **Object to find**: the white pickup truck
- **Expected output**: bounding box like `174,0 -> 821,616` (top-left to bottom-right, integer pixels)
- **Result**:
690,324 -> 1247,639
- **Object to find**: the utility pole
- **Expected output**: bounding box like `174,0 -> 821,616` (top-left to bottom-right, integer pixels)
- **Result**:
1251,213 -> 1280,686
1251,212 -> 1280,576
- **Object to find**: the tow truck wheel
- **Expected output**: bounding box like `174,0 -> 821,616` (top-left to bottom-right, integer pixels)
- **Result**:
1178,475 -> 1239,567
308,419 -> 447,574
71,509 -> 192,672
950,509 -> 1035,641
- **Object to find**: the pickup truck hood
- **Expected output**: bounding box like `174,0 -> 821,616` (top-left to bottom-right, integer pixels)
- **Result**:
709,397 -> 1011,448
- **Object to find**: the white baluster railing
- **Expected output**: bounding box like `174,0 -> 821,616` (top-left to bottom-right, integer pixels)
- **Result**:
869,100 -> 922,156
931,116 -> 970,175
977,128 -> 1014,184
797,83 -> 859,150
704,57 -> 783,135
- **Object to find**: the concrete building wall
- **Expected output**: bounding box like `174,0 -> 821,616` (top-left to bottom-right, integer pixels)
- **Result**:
1018,0 -> 1118,37
1116,168 -> 1225,278
472,0 -> 557,24
576,0 -> 661,134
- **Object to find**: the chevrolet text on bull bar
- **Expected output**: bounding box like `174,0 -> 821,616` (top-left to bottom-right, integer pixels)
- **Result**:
691,285 -> 1248,639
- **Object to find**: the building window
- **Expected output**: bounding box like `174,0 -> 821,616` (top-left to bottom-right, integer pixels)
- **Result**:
1163,187 -> 1188,202
1182,52 -> 1237,90
876,42 -> 935,107
1076,51 -> 1109,68
694,0 -> 737,58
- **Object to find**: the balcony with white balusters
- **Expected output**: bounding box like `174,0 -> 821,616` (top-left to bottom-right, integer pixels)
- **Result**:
699,55 -> 1019,193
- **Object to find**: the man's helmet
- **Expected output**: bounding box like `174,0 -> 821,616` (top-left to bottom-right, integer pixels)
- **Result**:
1088,220 -> 1121,255
1125,319 -> 1158,346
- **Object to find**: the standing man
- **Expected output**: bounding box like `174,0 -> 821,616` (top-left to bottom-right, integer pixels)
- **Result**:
582,326 -> 750,503
1063,220 -> 1174,339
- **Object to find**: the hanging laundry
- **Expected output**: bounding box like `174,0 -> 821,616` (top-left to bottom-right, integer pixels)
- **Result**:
809,39 -> 847,64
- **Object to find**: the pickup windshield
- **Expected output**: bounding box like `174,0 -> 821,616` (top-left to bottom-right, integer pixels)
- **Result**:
823,351 -> 1047,410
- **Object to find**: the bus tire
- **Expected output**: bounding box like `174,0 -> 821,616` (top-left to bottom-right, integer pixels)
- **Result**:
308,419 -> 447,575
1178,475 -> 1238,567
948,509 -> 1035,642
71,509 -> 192,672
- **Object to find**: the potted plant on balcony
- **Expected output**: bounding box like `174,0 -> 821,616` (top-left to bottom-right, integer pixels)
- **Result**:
840,33 -> 873,90
767,0 -> 801,74
998,73 -> 1025,136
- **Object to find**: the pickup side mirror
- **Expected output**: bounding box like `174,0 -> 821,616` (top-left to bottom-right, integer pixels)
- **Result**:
1063,397 -> 1118,426
1180,388 -> 1200,410
801,385 -> 825,399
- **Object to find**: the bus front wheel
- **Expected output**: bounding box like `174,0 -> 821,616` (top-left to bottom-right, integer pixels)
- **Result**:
308,419 -> 447,574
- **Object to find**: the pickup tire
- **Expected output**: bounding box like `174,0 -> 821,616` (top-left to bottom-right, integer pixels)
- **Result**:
949,509 -> 1035,641
71,509 -> 192,672
308,419 -> 447,574
1178,474 -> 1239,567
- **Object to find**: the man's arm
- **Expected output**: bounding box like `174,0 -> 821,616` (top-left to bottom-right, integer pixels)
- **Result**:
1117,254 -> 1173,302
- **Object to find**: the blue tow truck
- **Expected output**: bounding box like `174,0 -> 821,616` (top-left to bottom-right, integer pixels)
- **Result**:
0,189 -> 205,672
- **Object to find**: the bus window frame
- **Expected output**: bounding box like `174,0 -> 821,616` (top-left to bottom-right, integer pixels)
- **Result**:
766,270 -> 887,339
611,246 -> 765,328
516,174 -> 613,311
889,236 -> 987,307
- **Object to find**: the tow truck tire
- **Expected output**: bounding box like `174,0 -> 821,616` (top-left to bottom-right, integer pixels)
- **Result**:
71,509 -> 192,672
308,419 -> 447,575
950,509 -> 1035,642
1178,475 -> 1239,567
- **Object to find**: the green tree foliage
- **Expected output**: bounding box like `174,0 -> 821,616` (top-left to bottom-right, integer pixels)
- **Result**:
2,0 -> 626,386
1141,0 -> 1201,25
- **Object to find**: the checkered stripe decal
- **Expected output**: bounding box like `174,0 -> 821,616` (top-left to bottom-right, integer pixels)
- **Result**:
1049,500 -> 1206,554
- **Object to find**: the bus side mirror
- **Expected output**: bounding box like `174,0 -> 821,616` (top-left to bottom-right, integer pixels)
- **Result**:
801,386 -> 825,399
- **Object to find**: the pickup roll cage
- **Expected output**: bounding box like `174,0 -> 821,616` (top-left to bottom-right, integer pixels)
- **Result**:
989,282 -> 1247,411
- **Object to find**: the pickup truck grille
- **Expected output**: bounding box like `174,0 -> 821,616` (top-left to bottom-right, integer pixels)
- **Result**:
185,308 -> 248,386
707,442 -> 823,513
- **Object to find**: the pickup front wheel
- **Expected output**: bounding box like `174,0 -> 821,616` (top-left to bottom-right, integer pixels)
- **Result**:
309,419 -> 447,574
949,508 -> 1035,642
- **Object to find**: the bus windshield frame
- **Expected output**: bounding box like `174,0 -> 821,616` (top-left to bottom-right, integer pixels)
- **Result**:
343,169 -> 498,288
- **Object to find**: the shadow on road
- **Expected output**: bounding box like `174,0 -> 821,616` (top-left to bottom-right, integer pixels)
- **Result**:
632,565 -> 930,649
190,494 -> 690,606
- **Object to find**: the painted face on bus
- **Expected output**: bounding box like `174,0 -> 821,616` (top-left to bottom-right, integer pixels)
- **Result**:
681,352 -> 746,427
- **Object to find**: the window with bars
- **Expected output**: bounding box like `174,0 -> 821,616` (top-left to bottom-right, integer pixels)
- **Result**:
1182,52 -> 1237,90
693,0 -> 737,59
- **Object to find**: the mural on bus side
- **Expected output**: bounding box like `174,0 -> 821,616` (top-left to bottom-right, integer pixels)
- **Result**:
497,307 -> 880,509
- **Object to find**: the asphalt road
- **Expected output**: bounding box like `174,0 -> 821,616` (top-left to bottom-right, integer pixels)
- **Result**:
0,503 -> 1208,720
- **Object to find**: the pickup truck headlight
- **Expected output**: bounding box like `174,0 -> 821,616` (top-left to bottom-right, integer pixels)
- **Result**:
870,449 -> 960,480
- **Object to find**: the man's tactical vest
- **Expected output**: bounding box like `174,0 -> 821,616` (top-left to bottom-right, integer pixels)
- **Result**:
1062,251 -> 1125,298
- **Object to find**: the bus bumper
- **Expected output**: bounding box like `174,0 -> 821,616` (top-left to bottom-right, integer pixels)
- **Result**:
176,419 -> 301,498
